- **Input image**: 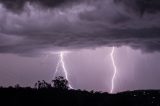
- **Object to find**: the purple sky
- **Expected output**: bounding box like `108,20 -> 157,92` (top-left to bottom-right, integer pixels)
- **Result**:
0,0 -> 160,93
0,46 -> 160,93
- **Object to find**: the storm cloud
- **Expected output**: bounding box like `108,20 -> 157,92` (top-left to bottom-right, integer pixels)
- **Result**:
0,0 -> 77,12
0,0 -> 160,56
114,0 -> 160,15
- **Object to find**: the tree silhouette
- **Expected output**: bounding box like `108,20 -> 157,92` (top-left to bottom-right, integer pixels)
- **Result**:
15,84 -> 20,88
52,76 -> 68,89
35,80 -> 51,89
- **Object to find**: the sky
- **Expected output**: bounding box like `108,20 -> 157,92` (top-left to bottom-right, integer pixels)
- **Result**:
0,0 -> 160,93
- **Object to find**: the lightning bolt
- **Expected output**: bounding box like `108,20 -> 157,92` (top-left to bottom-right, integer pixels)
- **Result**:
110,47 -> 117,93
53,52 -> 73,89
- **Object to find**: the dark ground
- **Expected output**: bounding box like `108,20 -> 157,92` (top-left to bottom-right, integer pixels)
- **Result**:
0,87 -> 160,106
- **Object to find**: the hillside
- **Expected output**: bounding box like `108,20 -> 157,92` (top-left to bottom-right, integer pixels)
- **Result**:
0,87 -> 159,106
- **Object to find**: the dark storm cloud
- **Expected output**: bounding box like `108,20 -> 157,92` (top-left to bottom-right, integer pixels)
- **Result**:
0,0 -> 76,12
0,0 -> 160,56
114,0 -> 160,15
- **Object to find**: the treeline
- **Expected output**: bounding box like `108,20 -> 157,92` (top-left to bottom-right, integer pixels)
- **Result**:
0,76 -> 160,106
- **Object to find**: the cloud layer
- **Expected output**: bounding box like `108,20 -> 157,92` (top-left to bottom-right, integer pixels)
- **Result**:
0,0 -> 160,56
114,0 -> 160,15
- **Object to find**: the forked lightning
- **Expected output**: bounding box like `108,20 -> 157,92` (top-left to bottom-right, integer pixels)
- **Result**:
54,52 -> 73,89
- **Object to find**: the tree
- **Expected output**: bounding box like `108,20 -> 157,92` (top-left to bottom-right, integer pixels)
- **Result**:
15,84 -> 20,88
52,76 -> 68,89
35,80 -> 52,89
